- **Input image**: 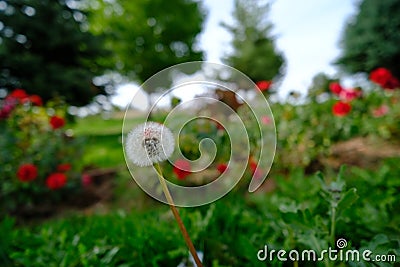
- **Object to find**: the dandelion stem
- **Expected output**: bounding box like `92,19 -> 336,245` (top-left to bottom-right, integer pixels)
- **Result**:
330,203 -> 336,248
154,163 -> 203,267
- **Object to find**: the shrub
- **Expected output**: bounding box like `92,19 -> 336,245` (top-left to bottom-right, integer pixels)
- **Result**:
0,89 -> 85,216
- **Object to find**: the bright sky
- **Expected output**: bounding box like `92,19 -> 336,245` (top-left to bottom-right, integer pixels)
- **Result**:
112,0 -> 358,108
200,0 -> 358,96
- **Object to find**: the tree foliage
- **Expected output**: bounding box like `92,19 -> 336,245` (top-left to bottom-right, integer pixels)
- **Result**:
0,0 -> 110,106
222,0 -> 285,90
307,72 -> 337,102
87,0 -> 205,93
336,0 -> 400,78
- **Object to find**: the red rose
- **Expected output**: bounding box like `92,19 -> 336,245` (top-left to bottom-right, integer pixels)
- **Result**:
173,159 -> 191,180
57,163 -> 71,172
46,173 -> 67,190
372,105 -> 389,117
17,164 -> 38,182
0,102 -> 16,119
249,159 -> 263,179
332,101 -> 351,117
216,163 -> 228,174
370,68 -> 399,89
214,120 -> 224,131
370,68 -> 391,85
256,80 -> 272,91
28,95 -> 43,106
8,89 -> 28,101
329,82 -> 343,95
339,88 -> 361,102
261,115 -> 271,125
386,76 -> 400,89
49,115 -> 65,129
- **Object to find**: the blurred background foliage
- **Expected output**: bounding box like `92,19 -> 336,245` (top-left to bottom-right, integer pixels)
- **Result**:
0,0 -> 206,105
0,0 -> 110,106
336,0 -> 400,78
222,0 -> 285,93
85,0 -> 205,90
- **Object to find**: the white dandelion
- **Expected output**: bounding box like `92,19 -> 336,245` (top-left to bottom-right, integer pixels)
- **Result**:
125,122 -> 175,167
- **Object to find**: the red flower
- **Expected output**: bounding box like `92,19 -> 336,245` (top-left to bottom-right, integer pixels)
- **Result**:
261,115 -> 272,125
0,109 -> 10,119
17,164 -> 38,182
256,80 -> 272,91
372,105 -> 389,117
387,77 -> 400,89
27,95 -> 43,106
8,89 -> 28,101
339,88 -> 361,102
249,159 -> 263,179
81,174 -> 92,187
57,163 -> 71,172
46,173 -> 67,190
173,159 -> 191,180
216,163 -> 228,174
0,101 -> 16,119
332,101 -> 351,117
214,120 -> 224,131
329,82 -> 343,95
370,68 -> 400,89
49,115 -> 65,129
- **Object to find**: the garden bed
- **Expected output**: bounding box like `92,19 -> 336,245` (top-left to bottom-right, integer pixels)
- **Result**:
11,167 -> 117,223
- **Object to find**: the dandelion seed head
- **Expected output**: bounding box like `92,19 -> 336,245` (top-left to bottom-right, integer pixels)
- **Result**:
125,122 -> 175,167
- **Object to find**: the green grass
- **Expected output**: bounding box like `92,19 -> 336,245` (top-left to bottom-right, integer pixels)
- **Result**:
81,134 -> 125,168
72,115 -> 143,136
70,114 -> 145,168
4,162 -> 400,266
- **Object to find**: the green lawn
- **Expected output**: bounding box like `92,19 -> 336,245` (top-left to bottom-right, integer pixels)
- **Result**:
72,114 -> 143,136
70,113 -> 144,168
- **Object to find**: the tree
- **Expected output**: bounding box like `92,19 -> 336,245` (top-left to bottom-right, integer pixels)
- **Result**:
86,0 -> 205,93
0,0 -> 110,106
222,0 -> 285,92
307,72 -> 337,102
336,0 -> 400,78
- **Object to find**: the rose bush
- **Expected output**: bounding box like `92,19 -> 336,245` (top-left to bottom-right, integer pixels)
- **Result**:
150,68 -> 400,186
273,68 -> 400,169
0,89 -> 85,215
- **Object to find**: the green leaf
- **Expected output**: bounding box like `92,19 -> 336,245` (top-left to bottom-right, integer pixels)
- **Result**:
337,165 -> 347,181
101,247 -> 120,264
337,188 -> 359,216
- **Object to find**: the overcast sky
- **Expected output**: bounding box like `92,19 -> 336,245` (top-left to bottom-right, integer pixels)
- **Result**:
199,0 -> 358,97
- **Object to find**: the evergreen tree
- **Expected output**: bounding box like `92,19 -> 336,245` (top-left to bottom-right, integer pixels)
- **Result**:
222,0 -> 285,92
336,0 -> 400,78
0,0 -> 109,106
